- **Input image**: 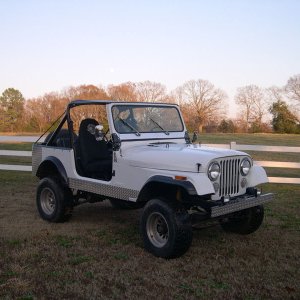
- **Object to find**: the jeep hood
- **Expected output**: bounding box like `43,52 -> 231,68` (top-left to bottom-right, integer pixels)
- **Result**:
123,143 -> 247,172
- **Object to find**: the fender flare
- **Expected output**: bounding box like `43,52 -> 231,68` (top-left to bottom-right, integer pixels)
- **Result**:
138,175 -> 198,201
36,156 -> 68,186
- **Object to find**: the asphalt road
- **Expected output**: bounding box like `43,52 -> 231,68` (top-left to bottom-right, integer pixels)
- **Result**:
0,136 -> 44,142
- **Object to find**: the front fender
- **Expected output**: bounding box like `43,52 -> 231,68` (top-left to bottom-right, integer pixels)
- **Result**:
247,165 -> 269,187
186,173 -> 215,195
138,173 -> 215,199
142,175 -> 198,195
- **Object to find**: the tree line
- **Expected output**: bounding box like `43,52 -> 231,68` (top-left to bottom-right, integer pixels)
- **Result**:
0,75 -> 299,134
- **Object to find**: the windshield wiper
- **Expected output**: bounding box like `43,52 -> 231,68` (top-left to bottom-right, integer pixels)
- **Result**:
118,117 -> 141,136
150,118 -> 169,135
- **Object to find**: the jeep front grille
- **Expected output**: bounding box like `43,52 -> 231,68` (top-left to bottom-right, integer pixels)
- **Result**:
219,158 -> 240,197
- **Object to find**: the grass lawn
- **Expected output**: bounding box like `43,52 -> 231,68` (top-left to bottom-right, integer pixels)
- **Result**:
198,133 -> 300,147
0,156 -> 32,166
0,171 -> 299,299
0,133 -> 299,298
0,142 -> 33,151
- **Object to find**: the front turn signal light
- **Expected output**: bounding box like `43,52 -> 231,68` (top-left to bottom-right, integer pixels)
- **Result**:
175,175 -> 187,181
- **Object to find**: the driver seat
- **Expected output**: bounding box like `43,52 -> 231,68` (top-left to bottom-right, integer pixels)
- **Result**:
77,118 -> 112,180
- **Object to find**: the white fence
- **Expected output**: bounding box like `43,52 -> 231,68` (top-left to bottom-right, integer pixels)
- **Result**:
0,137 -> 299,184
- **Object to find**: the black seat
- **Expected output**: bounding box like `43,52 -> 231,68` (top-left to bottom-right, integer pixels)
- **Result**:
55,129 -> 73,148
45,129 -> 76,148
77,118 -> 112,180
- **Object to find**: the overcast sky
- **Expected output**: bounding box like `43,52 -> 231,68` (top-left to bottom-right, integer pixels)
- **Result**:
1,0 -> 299,116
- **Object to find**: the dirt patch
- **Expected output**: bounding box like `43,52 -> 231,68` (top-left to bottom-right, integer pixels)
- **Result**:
0,171 -> 299,299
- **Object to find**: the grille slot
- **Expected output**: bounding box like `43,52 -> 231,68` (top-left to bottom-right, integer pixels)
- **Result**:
219,158 -> 240,197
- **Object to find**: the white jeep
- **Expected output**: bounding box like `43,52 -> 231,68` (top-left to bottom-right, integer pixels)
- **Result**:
33,100 -> 273,258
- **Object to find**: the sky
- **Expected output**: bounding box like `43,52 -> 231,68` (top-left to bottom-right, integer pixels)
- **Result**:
0,0 -> 300,116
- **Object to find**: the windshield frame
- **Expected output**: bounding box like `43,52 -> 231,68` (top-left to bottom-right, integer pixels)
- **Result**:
111,104 -> 185,135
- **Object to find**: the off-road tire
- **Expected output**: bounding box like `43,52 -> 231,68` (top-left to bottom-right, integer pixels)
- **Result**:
36,177 -> 73,222
220,205 -> 264,235
140,198 -> 192,258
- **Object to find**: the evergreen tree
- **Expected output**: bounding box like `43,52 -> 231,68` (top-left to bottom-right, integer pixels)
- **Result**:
0,88 -> 25,132
269,100 -> 299,133
218,119 -> 236,133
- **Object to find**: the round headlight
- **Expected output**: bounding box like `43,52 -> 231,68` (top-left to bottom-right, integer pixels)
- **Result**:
240,158 -> 251,176
208,162 -> 220,181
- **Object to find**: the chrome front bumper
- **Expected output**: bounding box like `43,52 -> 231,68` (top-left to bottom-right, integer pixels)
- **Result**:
210,193 -> 274,218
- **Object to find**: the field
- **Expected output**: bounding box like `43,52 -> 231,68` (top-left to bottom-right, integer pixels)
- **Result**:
198,133 -> 300,146
0,134 -> 300,299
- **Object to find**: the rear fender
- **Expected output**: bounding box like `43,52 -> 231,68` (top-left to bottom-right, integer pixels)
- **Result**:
36,156 -> 68,186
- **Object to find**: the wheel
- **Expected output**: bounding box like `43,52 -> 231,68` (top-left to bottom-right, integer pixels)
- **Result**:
36,177 -> 73,222
140,198 -> 192,258
109,199 -> 141,210
220,205 -> 264,235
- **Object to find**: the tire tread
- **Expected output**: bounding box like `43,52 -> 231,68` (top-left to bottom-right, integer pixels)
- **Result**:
36,177 -> 73,223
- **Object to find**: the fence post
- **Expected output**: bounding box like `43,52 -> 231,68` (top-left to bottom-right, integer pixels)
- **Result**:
230,141 -> 236,150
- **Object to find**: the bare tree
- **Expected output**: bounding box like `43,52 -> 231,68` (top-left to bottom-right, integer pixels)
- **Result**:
25,99 -> 48,132
134,81 -> 167,102
64,84 -> 109,101
285,74 -> 300,118
266,86 -> 285,103
235,85 -> 266,132
107,82 -> 137,102
169,86 -> 185,105
26,92 -> 68,132
285,74 -> 300,105
24,85 -> 111,132
176,79 -> 227,132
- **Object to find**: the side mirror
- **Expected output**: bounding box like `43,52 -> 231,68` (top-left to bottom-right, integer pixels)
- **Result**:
184,131 -> 191,144
192,132 -> 198,143
111,133 -> 121,151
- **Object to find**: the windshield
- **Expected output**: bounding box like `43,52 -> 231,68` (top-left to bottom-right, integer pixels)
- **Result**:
112,105 -> 184,134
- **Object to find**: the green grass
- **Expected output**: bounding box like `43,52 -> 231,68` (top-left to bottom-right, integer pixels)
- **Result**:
246,151 -> 299,162
198,133 -> 300,146
265,167 -> 300,178
0,169 -> 35,184
68,254 -> 92,266
0,142 -> 33,151
55,235 -> 75,248
0,156 -> 32,165
263,183 -> 300,230
0,170 -> 299,299
0,134 -> 299,298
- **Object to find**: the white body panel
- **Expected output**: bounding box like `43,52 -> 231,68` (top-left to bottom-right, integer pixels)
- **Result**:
112,148 -> 216,196
33,101 -> 270,203
37,136 -> 269,202
121,142 -> 247,172
247,165 -> 269,187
